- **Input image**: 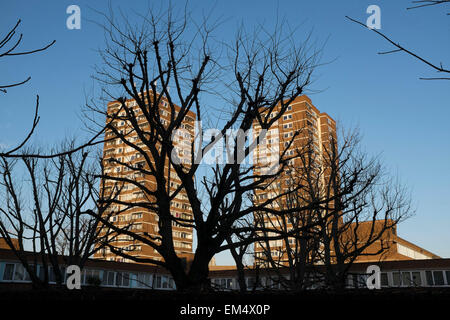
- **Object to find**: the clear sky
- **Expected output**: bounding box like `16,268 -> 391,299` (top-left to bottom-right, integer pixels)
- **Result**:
1,1 -> 449,263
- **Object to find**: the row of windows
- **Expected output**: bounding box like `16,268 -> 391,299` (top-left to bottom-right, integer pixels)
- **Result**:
111,212 -> 144,222
212,276 -> 284,290
0,262 -> 175,290
2,264 -> 283,291
173,241 -> 192,249
214,271 -> 450,290
350,270 -> 450,288
173,231 -> 191,239
3,261 -> 449,291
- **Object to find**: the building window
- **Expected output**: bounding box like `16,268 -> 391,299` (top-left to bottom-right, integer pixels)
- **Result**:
426,270 -> 445,286
380,273 -> 388,287
393,272 -> 401,286
114,272 -> 131,287
48,267 -> 57,283
132,212 -> 143,220
137,273 -> 152,288
115,272 -> 123,286
24,265 -> 34,282
122,273 -> 130,287
411,272 -> 422,286
154,275 -> 162,288
3,263 -> 14,280
14,264 -> 26,281
401,272 -> 411,286
106,271 -> 115,286
426,271 -> 433,285
161,277 -> 174,289
433,271 -> 445,285
247,277 -> 256,290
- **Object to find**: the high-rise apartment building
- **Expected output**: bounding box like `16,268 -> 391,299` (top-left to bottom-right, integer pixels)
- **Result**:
252,95 -> 336,266
94,95 -> 195,263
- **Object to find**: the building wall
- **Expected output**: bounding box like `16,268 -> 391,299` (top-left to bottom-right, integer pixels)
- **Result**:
0,249 -> 449,291
0,238 -> 19,250
252,95 -> 337,266
250,95 -> 439,267
94,95 -> 195,263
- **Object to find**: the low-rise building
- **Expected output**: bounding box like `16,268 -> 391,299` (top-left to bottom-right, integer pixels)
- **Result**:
1,248 -> 449,291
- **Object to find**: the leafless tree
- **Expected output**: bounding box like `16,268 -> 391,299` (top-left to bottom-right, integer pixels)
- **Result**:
0,145 -> 117,288
224,216 -> 255,292
87,5 -> 322,292
250,128 -> 411,291
252,136 -> 326,291
302,129 -> 412,290
253,197 -> 321,290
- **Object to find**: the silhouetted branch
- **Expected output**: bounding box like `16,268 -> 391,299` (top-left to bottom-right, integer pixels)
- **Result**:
345,15 -> 450,80
0,19 -> 55,93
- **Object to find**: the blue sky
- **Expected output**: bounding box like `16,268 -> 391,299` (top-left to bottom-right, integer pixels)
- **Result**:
1,1 -> 449,263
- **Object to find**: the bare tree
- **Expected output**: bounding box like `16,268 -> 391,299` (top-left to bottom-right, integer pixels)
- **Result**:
250,128 -> 411,291
224,216 -> 255,292
303,129 -> 412,290
252,136 -> 327,291
253,193 -> 322,291
87,5 -> 321,292
0,146 -> 117,288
